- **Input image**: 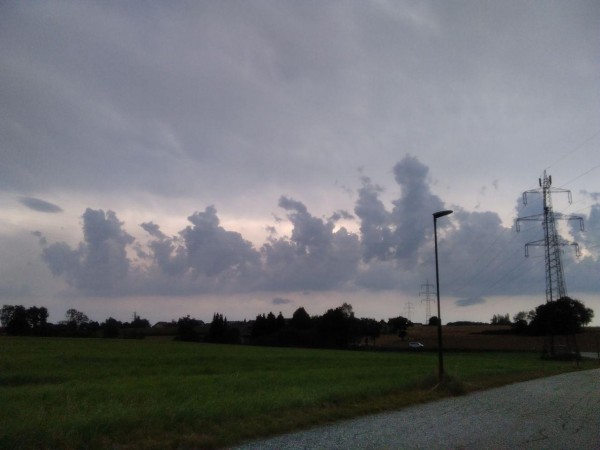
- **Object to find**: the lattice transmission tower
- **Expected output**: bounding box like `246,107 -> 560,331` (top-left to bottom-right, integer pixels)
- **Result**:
403,301 -> 414,321
419,280 -> 435,324
515,171 -> 584,302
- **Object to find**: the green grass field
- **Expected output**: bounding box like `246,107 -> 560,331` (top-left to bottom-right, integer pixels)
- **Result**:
0,337 -> 592,449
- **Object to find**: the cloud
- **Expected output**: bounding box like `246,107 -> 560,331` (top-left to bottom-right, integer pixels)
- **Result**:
272,297 -> 293,306
182,206 -> 261,278
19,197 -> 63,213
35,157 -> 600,305
390,155 -> 445,262
41,209 -> 133,291
261,196 -> 362,291
354,177 -> 393,262
455,297 -> 486,307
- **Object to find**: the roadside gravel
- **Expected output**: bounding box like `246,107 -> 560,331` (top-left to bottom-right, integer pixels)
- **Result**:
232,368 -> 600,450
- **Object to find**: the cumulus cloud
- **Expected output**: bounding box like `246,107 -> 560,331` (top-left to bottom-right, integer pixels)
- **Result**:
19,197 -> 63,213
391,155 -> 445,262
42,209 -> 133,291
354,177 -> 393,262
182,206 -> 261,278
261,196 -> 362,291
36,157 -> 600,308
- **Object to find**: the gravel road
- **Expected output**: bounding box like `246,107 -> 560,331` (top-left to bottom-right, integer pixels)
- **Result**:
232,368 -> 600,450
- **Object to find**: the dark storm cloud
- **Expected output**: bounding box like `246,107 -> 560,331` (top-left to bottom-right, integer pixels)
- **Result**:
42,209 -> 133,291
140,222 -> 166,239
272,297 -> 293,306
391,156 -> 445,261
261,196 -> 361,291
354,177 -> 393,262
36,157 -> 600,306
456,297 -> 486,307
182,206 -> 261,277
19,197 -> 63,213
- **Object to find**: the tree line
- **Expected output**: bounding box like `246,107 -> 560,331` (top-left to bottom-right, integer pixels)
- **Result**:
490,297 -> 594,335
0,305 -> 151,338
1,302 -> 415,349
175,303 -> 414,349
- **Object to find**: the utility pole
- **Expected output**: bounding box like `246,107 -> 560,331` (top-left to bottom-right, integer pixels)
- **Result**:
516,171 -> 583,302
419,279 -> 435,324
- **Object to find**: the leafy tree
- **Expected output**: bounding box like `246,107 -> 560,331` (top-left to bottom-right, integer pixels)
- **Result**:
317,303 -> 360,348
387,316 -> 413,340
490,313 -> 511,325
359,318 -> 381,345
428,316 -> 439,326
26,306 -> 49,334
129,313 -> 151,329
511,311 -> 530,334
101,317 -> 122,338
290,307 -> 312,330
528,297 -> 594,335
1,305 -> 48,335
65,308 -> 89,328
175,315 -> 202,342
1,305 -> 29,335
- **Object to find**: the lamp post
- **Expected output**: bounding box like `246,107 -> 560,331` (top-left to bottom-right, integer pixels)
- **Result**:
433,209 -> 453,380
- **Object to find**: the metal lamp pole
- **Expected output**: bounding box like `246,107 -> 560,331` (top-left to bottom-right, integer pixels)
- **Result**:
433,209 -> 453,380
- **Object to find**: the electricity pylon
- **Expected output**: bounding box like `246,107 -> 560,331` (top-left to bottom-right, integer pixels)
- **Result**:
404,301 -> 414,321
516,171 -> 584,302
419,280 -> 435,324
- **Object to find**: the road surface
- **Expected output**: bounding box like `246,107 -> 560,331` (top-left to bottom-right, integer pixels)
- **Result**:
232,368 -> 600,449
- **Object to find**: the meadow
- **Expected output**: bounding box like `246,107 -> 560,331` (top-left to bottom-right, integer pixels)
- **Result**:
0,336 -> 593,449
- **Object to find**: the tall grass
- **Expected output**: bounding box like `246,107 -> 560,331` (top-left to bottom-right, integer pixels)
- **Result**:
0,337 -> 589,449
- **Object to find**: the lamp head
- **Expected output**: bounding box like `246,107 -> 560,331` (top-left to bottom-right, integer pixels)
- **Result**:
433,210 -> 453,219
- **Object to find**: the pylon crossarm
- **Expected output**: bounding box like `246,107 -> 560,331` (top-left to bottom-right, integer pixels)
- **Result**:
524,239 -> 546,257
515,214 -> 544,232
523,190 -> 542,205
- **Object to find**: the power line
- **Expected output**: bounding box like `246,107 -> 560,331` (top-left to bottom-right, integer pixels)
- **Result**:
545,128 -> 600,171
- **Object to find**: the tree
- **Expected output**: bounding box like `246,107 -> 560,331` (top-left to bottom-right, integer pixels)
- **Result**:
129,313 -> 151,329
101,317 -> 122,338
65,308 -> 89,328
359,318 -> 381,345
387,316 -> 413,340
1,305 -> 29,335
317,303 -> 360,348
175,315 -> 202,342
206,313 -> 239,344
428,316 -> 439,326
528,297 -> 594,335
290,307 -> 312,330
511,311 -> 530,334
490,313 -> 511,325
1,305 -> 48,335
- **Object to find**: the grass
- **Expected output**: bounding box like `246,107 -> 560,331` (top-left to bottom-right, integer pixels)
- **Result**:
0,337 -> 593,449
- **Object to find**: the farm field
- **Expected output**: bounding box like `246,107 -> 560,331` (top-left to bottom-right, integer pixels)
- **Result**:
0,336 -> 596,449
378,324 -> 600,352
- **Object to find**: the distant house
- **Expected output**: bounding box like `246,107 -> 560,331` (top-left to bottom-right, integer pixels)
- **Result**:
152,321 -> 176,329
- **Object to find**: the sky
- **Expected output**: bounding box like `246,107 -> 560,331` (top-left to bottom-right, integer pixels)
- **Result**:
1,1 -> 600,326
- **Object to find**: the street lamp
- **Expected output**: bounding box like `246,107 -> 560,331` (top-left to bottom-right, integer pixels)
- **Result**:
433,209 -> 453,380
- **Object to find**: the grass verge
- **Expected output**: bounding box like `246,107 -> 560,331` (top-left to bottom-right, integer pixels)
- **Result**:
0,337 -> 593,449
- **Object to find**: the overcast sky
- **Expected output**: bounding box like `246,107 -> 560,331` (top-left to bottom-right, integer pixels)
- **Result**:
1,1 -> 599,325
